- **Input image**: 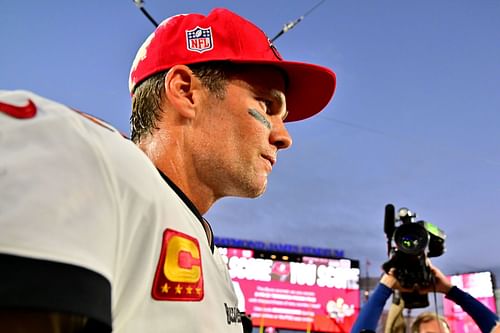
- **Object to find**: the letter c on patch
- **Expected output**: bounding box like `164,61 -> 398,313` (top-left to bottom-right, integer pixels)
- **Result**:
164,235 -> 201,283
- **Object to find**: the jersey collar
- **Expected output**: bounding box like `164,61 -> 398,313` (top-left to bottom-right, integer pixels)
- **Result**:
157,169 -> 215,253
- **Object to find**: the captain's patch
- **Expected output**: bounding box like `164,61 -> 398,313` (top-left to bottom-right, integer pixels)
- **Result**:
152,229 -> 204,301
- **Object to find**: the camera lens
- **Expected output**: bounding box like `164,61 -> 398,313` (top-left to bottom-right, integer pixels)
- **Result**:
394,223 -> 429,255
400,235 -> 420,250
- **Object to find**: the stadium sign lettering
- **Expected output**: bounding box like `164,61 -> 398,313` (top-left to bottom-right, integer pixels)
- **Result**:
214,237 -> 344,258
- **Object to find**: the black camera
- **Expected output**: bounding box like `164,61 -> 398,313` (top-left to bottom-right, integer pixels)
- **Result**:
382,204 -> 446,308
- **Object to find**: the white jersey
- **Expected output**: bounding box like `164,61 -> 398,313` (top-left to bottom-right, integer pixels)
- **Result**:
0,90 -> 243,332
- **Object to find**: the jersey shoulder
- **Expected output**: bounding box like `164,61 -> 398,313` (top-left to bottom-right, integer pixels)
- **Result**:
0,89 -> 127,138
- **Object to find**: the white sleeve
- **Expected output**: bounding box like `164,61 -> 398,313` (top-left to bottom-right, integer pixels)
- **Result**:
0,90 -> 119,282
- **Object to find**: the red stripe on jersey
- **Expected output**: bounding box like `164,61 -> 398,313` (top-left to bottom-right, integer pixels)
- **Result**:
0,99 -> 37,119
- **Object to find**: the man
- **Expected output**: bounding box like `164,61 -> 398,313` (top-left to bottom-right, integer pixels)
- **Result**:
351,262 -> 498,333
0,7 -> 336,333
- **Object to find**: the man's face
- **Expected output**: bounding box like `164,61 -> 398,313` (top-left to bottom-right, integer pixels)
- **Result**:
192,65 -> 292,199
419,318 -> 450,333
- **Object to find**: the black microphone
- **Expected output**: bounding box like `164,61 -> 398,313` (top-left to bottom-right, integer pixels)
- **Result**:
384,204 -> 395,256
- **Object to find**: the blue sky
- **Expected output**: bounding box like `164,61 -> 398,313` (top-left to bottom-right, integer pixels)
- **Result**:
2,1 -> 500,287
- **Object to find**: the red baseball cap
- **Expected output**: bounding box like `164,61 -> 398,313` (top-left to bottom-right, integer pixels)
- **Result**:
129,8 -> 336,122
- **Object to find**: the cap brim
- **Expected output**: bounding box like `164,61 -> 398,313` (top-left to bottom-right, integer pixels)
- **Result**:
231,59 -> 336,122
280,61 -> 336,122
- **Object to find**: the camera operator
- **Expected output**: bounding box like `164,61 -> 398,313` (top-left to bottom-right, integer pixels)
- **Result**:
351,261 -> 499,333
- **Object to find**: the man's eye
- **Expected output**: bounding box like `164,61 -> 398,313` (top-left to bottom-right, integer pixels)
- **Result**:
259,99 -> 273,114
266,102 -> 274,114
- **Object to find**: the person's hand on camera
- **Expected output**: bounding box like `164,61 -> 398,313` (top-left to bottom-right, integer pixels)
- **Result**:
382,263 -> 453,295
380,268 -> 415,293
427,261 -> 453,294
380,270 -> 399,289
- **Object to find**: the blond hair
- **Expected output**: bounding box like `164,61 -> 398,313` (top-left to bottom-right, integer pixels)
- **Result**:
411,312 -> 450,333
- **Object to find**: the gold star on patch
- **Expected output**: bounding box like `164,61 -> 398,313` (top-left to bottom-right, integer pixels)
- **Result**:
175,284 -> 183,294
161,283 -> 170,293
195,287 -> 202,295
185,286 -> 193,294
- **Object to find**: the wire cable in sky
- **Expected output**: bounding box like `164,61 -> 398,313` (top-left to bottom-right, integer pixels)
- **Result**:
132,0 -> 159,27
320,115 -> 500,169
132,0 -> 326,41
270,0 -> 327,42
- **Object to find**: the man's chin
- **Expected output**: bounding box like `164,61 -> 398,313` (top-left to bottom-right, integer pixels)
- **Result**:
253,182 -> 268,198
231,176 -> 268,198
244,181 -> 268,199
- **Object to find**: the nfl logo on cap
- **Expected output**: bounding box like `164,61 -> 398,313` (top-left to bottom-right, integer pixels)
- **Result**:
186,26 -> 213,53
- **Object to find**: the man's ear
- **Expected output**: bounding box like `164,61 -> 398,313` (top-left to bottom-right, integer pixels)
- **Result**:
164,65 -> 201,119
